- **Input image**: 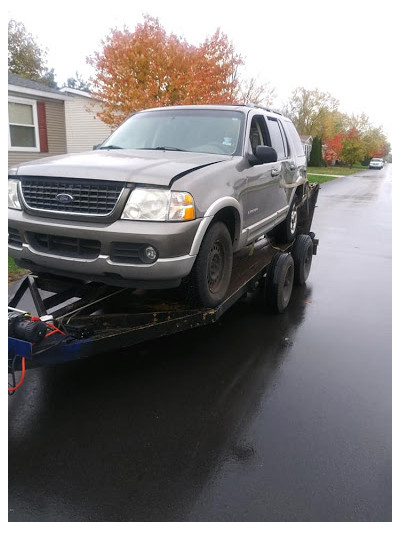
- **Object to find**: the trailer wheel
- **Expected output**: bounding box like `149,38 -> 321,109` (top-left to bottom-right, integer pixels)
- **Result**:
291,234 -> 313,285
185,221 -> 233,307
264,252 -> 294,313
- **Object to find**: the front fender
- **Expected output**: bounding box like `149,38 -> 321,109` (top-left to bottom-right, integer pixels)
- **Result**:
189,197 -> 243,255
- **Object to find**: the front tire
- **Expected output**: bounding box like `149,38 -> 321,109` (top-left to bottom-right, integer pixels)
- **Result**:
185,222 -> 233,307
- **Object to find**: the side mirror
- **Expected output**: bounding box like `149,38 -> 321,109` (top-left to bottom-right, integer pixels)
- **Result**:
93,143 -> 101,150
248,145 -> 278,165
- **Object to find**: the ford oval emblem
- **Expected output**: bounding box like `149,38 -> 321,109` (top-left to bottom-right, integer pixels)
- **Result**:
56,193 -> 74,204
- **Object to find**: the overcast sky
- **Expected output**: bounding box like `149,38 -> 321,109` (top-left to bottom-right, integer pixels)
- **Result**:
7,0 -> 396,142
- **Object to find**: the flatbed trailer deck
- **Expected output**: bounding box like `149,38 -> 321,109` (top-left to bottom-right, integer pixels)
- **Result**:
8,183 -> 319,374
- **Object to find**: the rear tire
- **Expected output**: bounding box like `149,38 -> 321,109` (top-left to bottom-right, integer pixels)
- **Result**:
185,222 -> 233,308
269,195 -> 298,243
291,234 -> 313,285
264,252 -> 294,313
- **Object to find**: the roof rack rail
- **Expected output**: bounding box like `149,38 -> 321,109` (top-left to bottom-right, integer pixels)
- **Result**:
245,102 -> 282,116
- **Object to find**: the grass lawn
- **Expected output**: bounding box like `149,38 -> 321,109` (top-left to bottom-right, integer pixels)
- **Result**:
307,166 -> 366,183
8,256 -> 29,284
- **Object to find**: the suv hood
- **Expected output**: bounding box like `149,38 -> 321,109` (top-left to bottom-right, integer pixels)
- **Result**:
14,149 -> 231,186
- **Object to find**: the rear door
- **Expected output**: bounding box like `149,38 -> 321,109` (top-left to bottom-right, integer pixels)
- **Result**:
265,116 -> 296,206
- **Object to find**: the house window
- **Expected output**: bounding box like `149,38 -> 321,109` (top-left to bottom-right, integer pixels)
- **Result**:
8,97 -> 40,152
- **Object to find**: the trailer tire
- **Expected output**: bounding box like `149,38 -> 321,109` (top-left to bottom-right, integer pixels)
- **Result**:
185,221 -> 233,308
264,252 -> 294,313
291,234 -> 313,285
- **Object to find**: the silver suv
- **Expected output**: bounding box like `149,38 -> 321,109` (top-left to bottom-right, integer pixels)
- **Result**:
8,104 -> 307,306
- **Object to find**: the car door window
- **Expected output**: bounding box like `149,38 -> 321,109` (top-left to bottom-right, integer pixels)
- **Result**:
267,117 -> 287,160
249,115 -> 268,154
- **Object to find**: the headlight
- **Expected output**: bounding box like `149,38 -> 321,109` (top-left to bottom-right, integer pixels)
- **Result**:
121,188 -> 195,221
8,179 -> 21,210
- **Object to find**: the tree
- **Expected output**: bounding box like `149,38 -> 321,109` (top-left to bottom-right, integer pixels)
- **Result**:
341,128 -> 365,167
66,72 -> 92,92
309,136 -> 323,166
324,133 -> 344,165
88,15 -> 243,127
282,87 -> 339,138
8,19 -> 58,87
237,77 -> 276,107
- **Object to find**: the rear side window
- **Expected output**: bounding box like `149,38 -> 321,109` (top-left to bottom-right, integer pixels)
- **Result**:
267,118 -> 288,159
283,120 -> 304,157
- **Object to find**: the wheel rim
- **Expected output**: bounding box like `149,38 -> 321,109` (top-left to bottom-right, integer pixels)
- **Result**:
207,240 -> 225,293
282,264 -> 294,305
289,205 -> 297,235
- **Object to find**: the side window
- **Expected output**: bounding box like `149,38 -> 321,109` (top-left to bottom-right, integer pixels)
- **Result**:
267,117 -> 287,160
283,120 -> 305,157
277,120 -> 289,157
249,115 -> 268,155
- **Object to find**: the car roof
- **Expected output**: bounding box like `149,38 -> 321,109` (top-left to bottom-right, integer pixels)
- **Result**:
140,104 -> 285,118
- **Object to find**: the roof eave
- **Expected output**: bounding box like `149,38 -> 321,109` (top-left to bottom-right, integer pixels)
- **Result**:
8,84 -> 71,101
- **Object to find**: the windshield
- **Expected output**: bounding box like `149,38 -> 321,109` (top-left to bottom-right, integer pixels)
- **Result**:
371,158 -> 383,162
101,109 -> 245,156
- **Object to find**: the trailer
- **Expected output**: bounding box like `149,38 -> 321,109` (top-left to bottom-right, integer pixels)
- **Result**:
8,183 -> 319,391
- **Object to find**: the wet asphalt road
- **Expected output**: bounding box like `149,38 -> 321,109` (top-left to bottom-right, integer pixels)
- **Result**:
8,165 -> 392,522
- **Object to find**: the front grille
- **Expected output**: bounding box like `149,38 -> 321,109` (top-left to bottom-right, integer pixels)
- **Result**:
20,177 -> 124,215
110,242 -> 145,264
27,232 -> 101,259
8,227 -> 23,248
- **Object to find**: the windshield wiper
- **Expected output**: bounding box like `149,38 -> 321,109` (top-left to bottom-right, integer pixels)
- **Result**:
153,146 -> 185,152
98,145 -> 123,150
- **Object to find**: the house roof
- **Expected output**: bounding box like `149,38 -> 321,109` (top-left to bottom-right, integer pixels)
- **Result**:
59,87 -> 96,99
8,73 -> 68,100
300,134 -> 313,143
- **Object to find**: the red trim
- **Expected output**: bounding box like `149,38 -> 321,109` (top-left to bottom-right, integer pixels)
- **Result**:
37,101 -> 48,153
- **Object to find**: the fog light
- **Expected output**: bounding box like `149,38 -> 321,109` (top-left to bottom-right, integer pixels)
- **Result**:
140,245 -> 158,264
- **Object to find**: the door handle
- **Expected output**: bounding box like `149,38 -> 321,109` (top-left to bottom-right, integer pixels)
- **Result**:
271,168 -> 280,176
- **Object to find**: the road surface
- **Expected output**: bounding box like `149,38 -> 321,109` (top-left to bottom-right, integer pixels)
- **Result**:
9,165 -> 392,521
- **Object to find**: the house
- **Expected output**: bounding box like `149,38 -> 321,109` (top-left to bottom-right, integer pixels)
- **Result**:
59,87 -> 113,152
8,73 -> 68,167
8,74 -> 113,167
300,134 -> 313,162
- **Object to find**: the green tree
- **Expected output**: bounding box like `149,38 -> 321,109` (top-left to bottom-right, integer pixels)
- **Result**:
66,72 -> 92,92
282,87 -> 339,137
8,19 -> 58,87
309,136 -> 322,166
341,128 -> 365,167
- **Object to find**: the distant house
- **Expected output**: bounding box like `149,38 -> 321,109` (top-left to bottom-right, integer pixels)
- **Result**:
300,134 -> 313,162
8,73 -> 68,167
8,74 -> 113,167
59,87 -> 113,152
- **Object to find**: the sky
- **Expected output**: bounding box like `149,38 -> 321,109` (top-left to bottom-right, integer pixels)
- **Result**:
7,0 -> 396,144
7,0 -> 397,144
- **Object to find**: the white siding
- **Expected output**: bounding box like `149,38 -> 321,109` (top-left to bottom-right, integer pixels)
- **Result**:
64,94 -> 113,153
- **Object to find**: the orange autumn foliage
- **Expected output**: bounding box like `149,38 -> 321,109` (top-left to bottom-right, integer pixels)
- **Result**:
324,133 -> 344,163
88,16 -> 243,127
